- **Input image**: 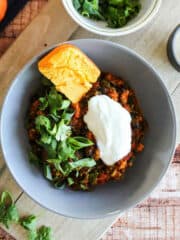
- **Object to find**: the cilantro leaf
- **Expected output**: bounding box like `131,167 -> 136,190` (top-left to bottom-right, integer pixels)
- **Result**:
80,184 -> 88,190
82,0 -> 104,20
60,100 -> 71,110
61,110 -> 74,124
57,140 -> 76,161
0,191 -> 19,228
39,97 -> 48,111
48,124 -> 57,136
1,204 -> 19,228
48,88 -> 62,116
47,159 -> 64,173
28,230 -> 38,240
40,133 -> 52,145
69,158 -> 96,169
38,141 -> 57,159
48,114 -> 60,122
47,158 -> 71,176
35,226 -> 52,240
1,191 -> 13,205
20,215 -> 37,231
67,136 -> 94,150
73,0 -> 81,10
67,177 -> 74,186
43,165 -> 53,181
35,116 -> 51,133
55,120 -> 71,141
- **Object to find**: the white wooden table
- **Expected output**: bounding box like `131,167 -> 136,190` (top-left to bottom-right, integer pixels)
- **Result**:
0,0 -> 179,239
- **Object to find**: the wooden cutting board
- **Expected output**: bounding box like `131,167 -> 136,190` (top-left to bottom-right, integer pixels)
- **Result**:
0,0 -> 180,239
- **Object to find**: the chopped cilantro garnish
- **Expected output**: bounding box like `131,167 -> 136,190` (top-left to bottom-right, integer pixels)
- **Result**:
28,84 -> 96,189
73,0 -> 141,28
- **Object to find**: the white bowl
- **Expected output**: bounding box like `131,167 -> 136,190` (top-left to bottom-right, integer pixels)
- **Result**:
62,0 -> 162,36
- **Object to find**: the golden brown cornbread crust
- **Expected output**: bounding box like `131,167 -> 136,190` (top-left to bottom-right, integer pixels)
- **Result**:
38,44 -> 100,103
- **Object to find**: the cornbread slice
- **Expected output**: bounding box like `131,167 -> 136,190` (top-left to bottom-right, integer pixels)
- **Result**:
38,44 -> 100,103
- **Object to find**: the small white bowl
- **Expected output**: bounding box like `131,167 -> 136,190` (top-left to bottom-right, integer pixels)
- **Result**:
62,0 -> 161,37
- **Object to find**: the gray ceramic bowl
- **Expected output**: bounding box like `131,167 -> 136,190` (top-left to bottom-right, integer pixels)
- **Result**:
0,39 -> 176,219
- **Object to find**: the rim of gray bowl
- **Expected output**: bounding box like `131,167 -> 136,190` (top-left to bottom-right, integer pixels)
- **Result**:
0,39 -> 177,219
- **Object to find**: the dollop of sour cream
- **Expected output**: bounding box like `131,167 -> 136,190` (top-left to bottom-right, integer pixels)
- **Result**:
84,95 -> 132,166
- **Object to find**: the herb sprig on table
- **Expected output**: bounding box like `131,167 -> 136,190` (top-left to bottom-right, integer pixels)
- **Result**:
28,80 -> 96,189
73,0 -> 141,28
21,215 -> 52,240
0,191 -> 19,228
0,191 -> 53,240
